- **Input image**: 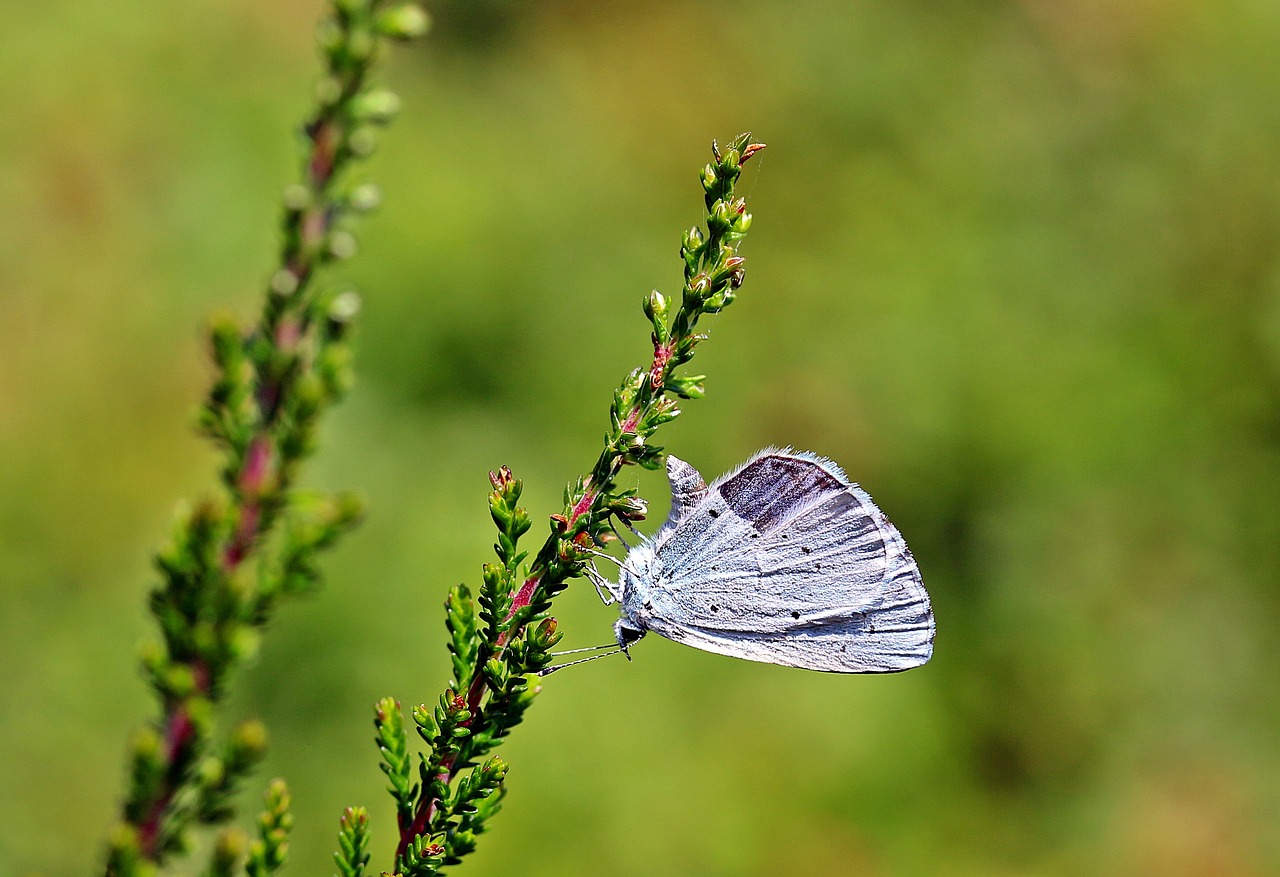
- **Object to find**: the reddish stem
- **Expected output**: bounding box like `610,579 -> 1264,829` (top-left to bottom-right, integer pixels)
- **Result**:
396,340 -> 672,861
568,489 -> 598,525
308,120 -> 338,186
135,658 -> 210,859
221,435 -> 272,572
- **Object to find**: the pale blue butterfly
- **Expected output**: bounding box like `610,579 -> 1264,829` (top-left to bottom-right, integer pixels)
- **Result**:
588,449 -> 934,673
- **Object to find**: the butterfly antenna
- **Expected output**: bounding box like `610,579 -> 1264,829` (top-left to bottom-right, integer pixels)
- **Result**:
549,642 -> 618,656
537,647 -> 627,676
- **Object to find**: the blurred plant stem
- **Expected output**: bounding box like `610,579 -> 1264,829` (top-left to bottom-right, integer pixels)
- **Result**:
358,133 -> 765,877
103,3 -> 429,876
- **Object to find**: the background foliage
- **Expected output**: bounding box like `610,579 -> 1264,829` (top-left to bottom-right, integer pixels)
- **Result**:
2,1 -> 1279,875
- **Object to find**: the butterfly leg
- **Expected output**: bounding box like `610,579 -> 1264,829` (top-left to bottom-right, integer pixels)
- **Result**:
576,543 -> 623,568
582,562 -> 619,606
607,516 -> 634,550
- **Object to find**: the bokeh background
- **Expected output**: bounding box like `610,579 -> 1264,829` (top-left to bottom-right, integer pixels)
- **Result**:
3,1 -> 1280,874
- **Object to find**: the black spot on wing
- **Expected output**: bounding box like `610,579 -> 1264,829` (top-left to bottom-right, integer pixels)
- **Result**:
717,455 -> 843,532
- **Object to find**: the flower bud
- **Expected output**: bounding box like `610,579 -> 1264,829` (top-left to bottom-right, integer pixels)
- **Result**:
376,4 -> 432,39
643,289 -> 669,324
354,88 -> 401,124
270,269 -> 299,297
349,183 -> 382,212
232,719 -> 269,761
347,126 -> 378,157
327,230 -> 358,260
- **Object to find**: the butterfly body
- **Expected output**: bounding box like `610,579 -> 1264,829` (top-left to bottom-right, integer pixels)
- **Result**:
610,449 -> 935,673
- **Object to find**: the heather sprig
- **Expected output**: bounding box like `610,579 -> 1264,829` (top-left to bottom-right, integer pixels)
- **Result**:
342,132 -> 764,876
104,3 -> 429,875
333,807 -> 373,877
244,780 -> 293,877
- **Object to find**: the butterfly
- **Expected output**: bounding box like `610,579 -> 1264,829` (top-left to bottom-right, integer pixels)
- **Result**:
593,449 -> 934,673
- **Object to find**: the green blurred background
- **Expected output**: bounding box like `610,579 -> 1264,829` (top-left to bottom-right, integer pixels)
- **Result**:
3,0 -> 1279,874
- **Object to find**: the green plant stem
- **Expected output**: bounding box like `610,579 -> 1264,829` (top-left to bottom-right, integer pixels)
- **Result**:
392,133 -> 764,868
106,3 -> 429,874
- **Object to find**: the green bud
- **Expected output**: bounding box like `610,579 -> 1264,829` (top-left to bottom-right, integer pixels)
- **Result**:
186,695 -> 215,737
354,88 -> 401,123
106,822 -> 152,877
614,495 -> 649,521
264,777 -> 291,809
232,719 -> 270,762
165,664 -> 196,698
376,4 -> 432,39
192,619 -> 218,654
668,374 -> 706,399
450,829 -> 477,854
481,562 -> 504,591
209,315 -> 244,364
536,616 -> 559,640
316,17 -> 344,53
334,491 -> 367,525
293,371 -> 326,413
412,703 -> 440,739
198,755 -> 227,788
710,199 -> 734,228
315,76 -> 343,107
483,658 -> 506,687
138,639 -> 167,677
212,828 -> 249,874
327,230 -> 358,260
643,289 -> 669,323
282,183 -> 311,212
269,269 -> 299,297
330,290 -> 362,324
349,183 -> 382,212
317,344 -> 355,396
229,625 -> 262,663
345,28 -> 376,62
110,822 -> 141,853
374,696 -> 400,726
132,725 -> 163,765
347,126 -> 377,157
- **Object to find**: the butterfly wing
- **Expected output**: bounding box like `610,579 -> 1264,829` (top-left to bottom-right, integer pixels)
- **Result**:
657,454 -> 708,537
642,450 -> 934,673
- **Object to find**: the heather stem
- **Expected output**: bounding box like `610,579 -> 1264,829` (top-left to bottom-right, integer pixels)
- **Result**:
390,133 -> 764,874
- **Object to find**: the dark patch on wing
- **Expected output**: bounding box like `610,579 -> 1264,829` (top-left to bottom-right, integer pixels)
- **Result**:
717,455 -> 843,532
